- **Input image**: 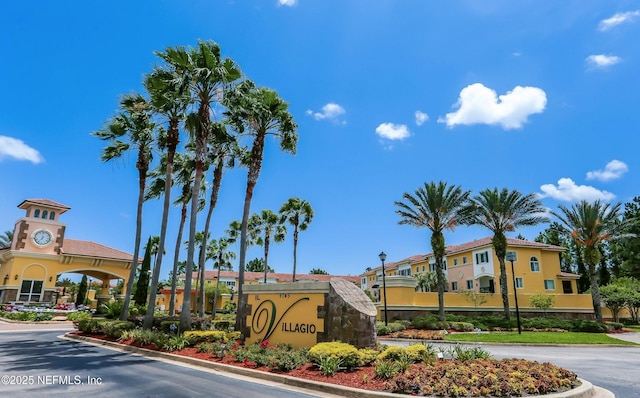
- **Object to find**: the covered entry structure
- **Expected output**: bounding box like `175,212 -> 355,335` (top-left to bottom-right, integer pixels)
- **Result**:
0,199 -> 135,308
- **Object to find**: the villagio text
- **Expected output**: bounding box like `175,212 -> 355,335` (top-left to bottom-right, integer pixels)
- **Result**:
281,322 -> 317,334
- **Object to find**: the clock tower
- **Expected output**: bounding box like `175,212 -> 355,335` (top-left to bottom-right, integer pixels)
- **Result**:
12,199 -> 70,255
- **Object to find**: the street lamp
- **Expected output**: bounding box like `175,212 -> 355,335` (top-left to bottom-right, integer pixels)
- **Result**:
379,251 -> 388,326
505,252 -> 522,334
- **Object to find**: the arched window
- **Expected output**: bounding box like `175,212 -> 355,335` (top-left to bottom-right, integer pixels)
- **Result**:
49,211 -> 55,220
530,256 -> 540,272
34,209 -> 40,218
42,210 -> 48,219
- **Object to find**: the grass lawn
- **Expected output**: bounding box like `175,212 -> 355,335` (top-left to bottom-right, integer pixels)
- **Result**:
625,324 -> 640,332
445,331 -> 639,345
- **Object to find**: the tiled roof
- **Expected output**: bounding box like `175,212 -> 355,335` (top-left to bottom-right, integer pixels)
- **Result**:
364,237 -> 567,273
60,239 -> 134,262
182,270 -> 360,284
18,198 -> 71,212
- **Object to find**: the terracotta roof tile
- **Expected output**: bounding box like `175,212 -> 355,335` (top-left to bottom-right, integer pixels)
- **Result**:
60,239 -> 134,262
182,270 -> 360,284
18,198 -> 71,212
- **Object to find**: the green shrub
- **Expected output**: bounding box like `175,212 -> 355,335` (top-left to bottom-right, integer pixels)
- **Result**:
101,300 -> 124,319
358,348 -> 379,366
101,320 -> 135,339
222,301 -> 236,314
308,342 -> 361,370
212,320 -> 233,331
317,356 -> 344,376
197,342 -> 227,358
160,320 -> 182,334
266,348 -> 308,372
410,315 -> 450,330
606,322 -> 624,331
377,346 -> 407,362
447,345 -> 492,361
163,335 -> 192,351
571,319 -> 609,333
450,322 -> 474,332
67,311 -> 92,322
78,319 -> 104,334
374,360 -> 399,380
184,330 -> 227,343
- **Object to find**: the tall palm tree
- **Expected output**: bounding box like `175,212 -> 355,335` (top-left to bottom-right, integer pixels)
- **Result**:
250,210 -> 287,283
223,80 -> 297,332
142,57 -> 191,329
159,40 -> 241,331
0,230 -> 13,249
196,122 -> 239,317
552,200 -> 631,322
465,188 -> 548,319
93,93 -> 156,321
208,237 -> 235,317
279,197 -> 314,282
395,181 -> 470,321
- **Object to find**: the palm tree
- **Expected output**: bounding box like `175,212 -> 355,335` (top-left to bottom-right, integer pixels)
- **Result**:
414,271 -> 437,292
0,230 -> 13,249
134,236 -> 153,306
196,122 -> 240,317
223,80 -> 297,331
160,40 -> 241,331
465,188 -> 548,319
208,237 -> 235,317
141,57 -> 191,329
279,197 -> 314,282
395,181 -> 470,321
250,210 -> 287,283
93,93 -> 156,321
552,200 -> 632,322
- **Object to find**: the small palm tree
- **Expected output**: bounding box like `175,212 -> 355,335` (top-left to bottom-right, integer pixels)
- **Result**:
208,237 -> 235,317
414,271 -> 437,292
552,200 -> 632,322
250,210 -> 287,283
395,181 -> 470,321
0,230 -> 13,249
279,197 -> 314,282
93,93 -> 156,321
465,188 -> 548,319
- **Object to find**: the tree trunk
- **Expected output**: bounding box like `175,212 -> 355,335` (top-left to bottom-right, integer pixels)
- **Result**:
292,225 -> 298,282
143,142 -> 176,329
212,252 -> 222,319
492,233 -> 510,320
120,166 -> 146,321
169,201 -> 188,316
264,233 -> 270,284
431,232 -> 446,321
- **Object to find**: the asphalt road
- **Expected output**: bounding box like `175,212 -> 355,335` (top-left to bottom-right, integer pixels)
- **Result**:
384,338 -> 640,398
0,329 -> 339,398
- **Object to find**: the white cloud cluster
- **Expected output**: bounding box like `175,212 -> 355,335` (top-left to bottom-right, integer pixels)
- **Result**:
375,123 -> 410,140
586,160 -> 628,182
540,178 -> 616,202
586,54 -> 621,68
0,135 -> 44,164
306,103 -> 345,122
438,83 -> 547,130
415,111 -> 429,126
598,10 -> 640,31
277,0 -> 297,6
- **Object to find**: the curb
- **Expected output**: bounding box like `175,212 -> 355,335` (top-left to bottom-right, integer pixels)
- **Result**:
63,333 -> 614,398
378,337 -> 639,348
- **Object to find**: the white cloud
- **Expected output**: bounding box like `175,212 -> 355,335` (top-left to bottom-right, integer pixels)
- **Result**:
306,103 -> 345,122
0,135 -> 44,164
586,160 -> 628,182
438,83 -> 547,130
415,111 -> 429,126
375,123 -> 410,140
598,10 -> 640,31
586,54 -> 621,68
539,178 -> 615,202
277,0 -> 297,6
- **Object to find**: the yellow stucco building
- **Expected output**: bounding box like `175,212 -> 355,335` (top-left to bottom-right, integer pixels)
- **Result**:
0,199 -> 135,308
360,237 -> 596,318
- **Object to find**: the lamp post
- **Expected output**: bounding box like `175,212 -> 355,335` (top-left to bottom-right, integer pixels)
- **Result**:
379,251 -> 388,326
505,252 -> 522,334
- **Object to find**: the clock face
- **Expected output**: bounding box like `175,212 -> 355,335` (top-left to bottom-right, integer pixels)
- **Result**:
33,229 -> 52,246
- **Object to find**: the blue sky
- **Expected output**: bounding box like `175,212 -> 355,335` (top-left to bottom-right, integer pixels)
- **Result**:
1,1 -> 638,282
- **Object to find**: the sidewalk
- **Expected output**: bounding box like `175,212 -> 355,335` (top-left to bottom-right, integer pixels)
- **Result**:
606,331 -> 640,344
0,318 -> 74,332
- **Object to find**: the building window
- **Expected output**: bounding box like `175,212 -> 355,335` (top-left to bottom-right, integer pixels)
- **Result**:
452,281 -> 458,291
49,211 -> 55,220
544,280 -> 555,290
429,263 -> 436,272
42,210 -> 48,219
443,260 -> 447,270
475,251 -> 489,264
453,258 -> 458,266
562,280 -> 573,294
422,265 -> 425,272
398,268 -> 411,276
530,257 -> 540,272
462,256 -> 467,264
466,279 -> 474,290
515,277 -> 523,289
506,251 -> 517,261
416,266 -> 419,273
34,209 -> 40,218
19,280 -> 43,302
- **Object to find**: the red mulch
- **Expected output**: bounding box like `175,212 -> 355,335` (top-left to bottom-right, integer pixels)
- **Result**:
79,333 -> 388,392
